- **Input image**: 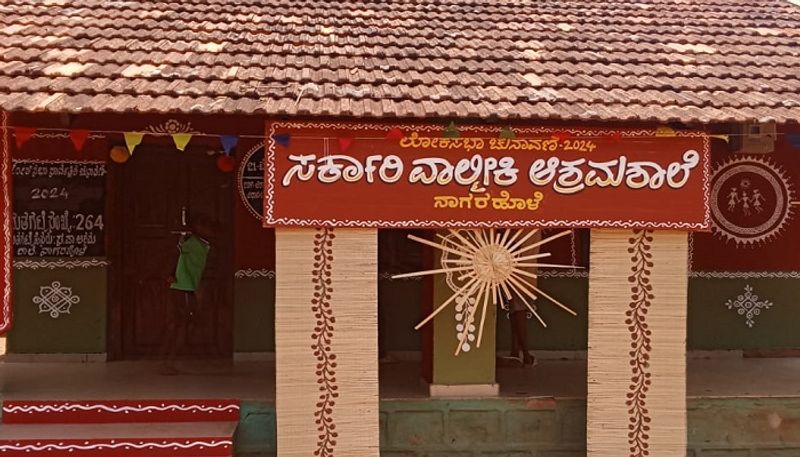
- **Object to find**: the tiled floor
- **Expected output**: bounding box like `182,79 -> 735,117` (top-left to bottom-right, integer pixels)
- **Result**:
2,356 -> 799,401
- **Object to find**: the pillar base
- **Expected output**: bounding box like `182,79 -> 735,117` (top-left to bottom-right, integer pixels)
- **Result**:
429,383 -> 499,398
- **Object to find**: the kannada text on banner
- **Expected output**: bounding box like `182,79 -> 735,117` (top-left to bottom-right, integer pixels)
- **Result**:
264,122 -> 710,230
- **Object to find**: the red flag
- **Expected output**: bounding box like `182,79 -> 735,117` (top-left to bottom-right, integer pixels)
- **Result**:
70,129 -> 90,152
338,137 -> 354,152
385,127 -> 404,140
552,131 -> 571,142
14,127 -> 36,149
610,131 -> 623,142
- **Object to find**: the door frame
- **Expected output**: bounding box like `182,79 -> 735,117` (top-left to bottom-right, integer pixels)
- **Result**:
106,145 -> 235,360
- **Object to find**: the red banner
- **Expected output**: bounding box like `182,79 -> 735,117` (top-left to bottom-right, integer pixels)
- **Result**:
1,111 -> 12,334
264,121 -> 710,230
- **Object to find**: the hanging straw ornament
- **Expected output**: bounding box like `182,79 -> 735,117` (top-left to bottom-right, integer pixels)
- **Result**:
393,228 -> 579,355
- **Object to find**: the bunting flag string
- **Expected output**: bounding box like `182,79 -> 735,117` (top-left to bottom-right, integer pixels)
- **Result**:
123,132 -> 144,155
172,133 -> 193,152
385,127 -> 404,140
499,126 -> 515,139
786,133 -> 800,149
443,121 -> 460,138
273,133 -> 291,147
552,131 -> 571,142
338,137 -> 354,153
69,129 -> 90,152
14,127 -> 35,149
656,126 -> 677,137
220,134 -> 239,154
0,124 -> 791,147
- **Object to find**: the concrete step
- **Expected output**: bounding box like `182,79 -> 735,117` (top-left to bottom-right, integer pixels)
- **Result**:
0,421 -> 237,457
2,399 -> 240,424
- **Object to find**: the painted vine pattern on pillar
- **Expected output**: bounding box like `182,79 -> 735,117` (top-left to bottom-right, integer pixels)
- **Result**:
626,229 -> 653,457
1,110 -> 12,334
311,227 -> 338,457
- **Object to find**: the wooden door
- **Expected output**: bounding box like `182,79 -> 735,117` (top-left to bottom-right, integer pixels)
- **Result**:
116,147 -> 233,359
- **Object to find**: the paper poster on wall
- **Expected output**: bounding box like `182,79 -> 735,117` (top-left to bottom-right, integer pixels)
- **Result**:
264,121 -> 710,230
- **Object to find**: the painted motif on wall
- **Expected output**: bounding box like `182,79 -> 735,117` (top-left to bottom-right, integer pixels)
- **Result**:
34,280 -> 79,319
691,137 -> 800,272
724,285 -> 773,328
709,156 -> 794,246
264,121 -> 711,230
12,161 -> 106,257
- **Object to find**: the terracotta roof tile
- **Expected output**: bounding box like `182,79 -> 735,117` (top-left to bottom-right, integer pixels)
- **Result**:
0,0 -> 799,123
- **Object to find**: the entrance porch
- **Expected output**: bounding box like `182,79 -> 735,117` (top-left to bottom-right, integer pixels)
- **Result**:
2,356 -> 799,456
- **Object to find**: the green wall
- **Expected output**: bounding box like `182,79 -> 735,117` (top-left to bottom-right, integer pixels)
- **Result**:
234,277 -> 275,353
379,277 -> 424,352
495,276 -> 589,353
8,261 -> 106,354
688,277 -> 800,350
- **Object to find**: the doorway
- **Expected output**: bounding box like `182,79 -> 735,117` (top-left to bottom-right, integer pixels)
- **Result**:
109,146 -> 233,359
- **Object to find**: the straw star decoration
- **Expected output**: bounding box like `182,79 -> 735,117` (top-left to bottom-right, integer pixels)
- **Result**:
393,229 -> 579,355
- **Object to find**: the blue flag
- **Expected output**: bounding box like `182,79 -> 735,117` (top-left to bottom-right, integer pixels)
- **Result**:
273,133 -> 291,148
220,135 -> 239,154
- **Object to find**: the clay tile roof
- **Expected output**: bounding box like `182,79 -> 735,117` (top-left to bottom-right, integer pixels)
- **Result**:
1,0 -> 800,123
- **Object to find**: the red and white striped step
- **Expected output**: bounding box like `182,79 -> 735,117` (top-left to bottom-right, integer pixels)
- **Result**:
2,399 -> 240,424
0,399 -> 240,457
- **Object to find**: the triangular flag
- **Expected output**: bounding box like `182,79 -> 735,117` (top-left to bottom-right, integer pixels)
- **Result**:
709,134 -> 730,144
610,131 -> 623,142
338,137 -> 354,152
443,121 -> 459,138
386,127 -> 404,140
14,127 -> 36,149
124,132 -> 144,155
785,133 -> 800,150
499,127 -> 515,139
273,133 -> 290,147
220,135 -> 239,155
656,126 -> 676,137
172,133 -> 192,152
552,131 -> 571,142
70,129 -> 90,152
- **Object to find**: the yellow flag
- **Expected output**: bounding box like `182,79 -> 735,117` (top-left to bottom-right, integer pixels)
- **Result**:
709,134 -> 730,143
124,132 -> 144,155
655,126 -> 676,137
172,133 -> 192,152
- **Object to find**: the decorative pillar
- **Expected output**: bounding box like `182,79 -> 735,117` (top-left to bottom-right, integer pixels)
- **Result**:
0,110 -> 12,342
275,227 -> 379,457
587,230 -> 688,457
